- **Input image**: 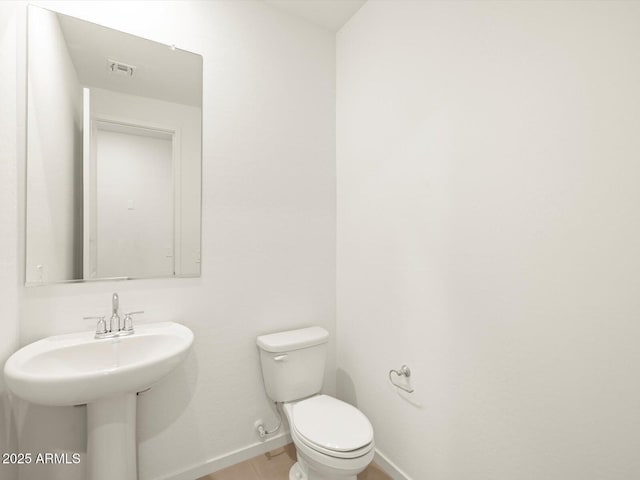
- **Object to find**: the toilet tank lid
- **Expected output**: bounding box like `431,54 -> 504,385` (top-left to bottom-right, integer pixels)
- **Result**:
257,326 -> 329,353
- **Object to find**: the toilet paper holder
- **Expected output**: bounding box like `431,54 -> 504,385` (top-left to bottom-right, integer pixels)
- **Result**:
388,365 -> 414,393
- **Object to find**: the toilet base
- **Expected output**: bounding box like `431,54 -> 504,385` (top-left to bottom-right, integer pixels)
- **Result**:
289,462 -> 306,480
289,458 -> 357,480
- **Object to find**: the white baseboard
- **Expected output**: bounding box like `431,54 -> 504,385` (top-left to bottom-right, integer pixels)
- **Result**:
157,434 -> 410,480
374,448 -> 412,480
156,432 -> 292,480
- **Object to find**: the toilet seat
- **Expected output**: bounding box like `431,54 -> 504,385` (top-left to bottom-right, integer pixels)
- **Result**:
289,395 -> 374,459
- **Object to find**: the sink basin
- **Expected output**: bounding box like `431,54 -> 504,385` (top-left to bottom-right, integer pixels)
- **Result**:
4,321 -> 193,406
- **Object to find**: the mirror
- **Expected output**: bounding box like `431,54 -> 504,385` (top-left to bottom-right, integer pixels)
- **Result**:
25,6 -> 202,285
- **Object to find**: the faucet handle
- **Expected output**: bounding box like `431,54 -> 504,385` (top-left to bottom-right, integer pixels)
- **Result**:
84,316 -> 107,335
122,311 -> 144,333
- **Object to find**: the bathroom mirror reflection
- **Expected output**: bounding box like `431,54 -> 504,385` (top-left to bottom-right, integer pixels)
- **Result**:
25,6 -> 203,285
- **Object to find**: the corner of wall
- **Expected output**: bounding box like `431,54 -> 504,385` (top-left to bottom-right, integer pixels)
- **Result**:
0,3 -> 25,480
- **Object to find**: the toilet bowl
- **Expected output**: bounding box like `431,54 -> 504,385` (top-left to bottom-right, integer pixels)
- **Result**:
256,327 -> 375,480
283,395 -> 374,480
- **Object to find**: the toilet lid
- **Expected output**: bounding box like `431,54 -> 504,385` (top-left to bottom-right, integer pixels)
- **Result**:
292,395 -> 373,452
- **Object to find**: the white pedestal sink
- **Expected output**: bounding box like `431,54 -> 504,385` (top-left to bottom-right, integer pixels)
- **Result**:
3,322 -> 194,480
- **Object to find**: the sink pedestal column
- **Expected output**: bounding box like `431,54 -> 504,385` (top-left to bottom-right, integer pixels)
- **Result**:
87,393 -> 137,480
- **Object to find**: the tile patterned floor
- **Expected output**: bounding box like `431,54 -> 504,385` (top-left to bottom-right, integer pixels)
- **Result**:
198,443 -> 391,480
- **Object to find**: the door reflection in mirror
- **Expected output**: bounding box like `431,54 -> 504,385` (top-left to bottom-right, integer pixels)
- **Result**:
93,122 -> 173,279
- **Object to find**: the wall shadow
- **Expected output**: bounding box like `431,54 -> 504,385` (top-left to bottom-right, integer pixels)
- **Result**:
336,368 -> 358,407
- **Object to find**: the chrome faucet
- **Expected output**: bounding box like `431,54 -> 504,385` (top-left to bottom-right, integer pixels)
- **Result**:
110,292 -> 120,334
84,293 -> 143,339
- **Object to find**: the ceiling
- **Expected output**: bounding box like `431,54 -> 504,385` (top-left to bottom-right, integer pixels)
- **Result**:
57,11 -> 202,107
264,0 -> 367,31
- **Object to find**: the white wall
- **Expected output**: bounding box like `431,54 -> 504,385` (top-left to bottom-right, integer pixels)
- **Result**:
337,1 -> 640,479
15,1 -> 336,480
91,87 -> 202,276
0,4 -> 20,480
26,5 -> 83,284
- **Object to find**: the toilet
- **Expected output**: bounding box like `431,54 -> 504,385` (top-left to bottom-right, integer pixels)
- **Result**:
257,326 -> 375,480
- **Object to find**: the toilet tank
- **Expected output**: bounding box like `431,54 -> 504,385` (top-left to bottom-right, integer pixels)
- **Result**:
257,326 -> 329,403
